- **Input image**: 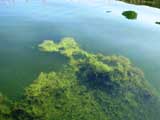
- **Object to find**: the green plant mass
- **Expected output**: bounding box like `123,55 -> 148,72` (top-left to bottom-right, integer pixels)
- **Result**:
122,11 -> 138,20
1,37 -> 160,120
120,0 -> 160,9
155,21 -> 160,25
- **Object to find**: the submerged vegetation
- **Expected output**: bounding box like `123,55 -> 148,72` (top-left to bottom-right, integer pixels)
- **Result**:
122,11 -> 138,20
0,37 -> 160,120
0,93 -> 12,120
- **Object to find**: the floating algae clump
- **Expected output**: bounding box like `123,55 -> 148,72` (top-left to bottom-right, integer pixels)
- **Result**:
38,40 -> 59,52
122,10 -> 138,20
38,37 -> 80,57
35,37 -> 160,120
1,37 -> 160,120
156,21 -> 160,25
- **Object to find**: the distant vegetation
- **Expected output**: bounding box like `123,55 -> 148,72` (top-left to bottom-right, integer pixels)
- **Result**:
122,11 -> 138,20
0,37 -> 160,120
120,0 -> 160,8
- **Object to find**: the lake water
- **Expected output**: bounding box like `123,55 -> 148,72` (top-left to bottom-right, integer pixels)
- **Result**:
0,0 -> 160,99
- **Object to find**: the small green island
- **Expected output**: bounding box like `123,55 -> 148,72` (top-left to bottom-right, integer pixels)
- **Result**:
122,10 -> 138,20
1,37 -> 160,120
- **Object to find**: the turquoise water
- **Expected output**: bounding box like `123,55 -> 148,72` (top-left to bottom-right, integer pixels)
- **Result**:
0,0 -> 160,98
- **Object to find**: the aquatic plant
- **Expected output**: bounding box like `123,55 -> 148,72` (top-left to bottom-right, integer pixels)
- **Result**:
1,37 -> 160,120
38,37 -> 80,57
0,93 -> 12,120
122,10 -> 138,20
155,21 -> 160,25
35,37 -> 160,120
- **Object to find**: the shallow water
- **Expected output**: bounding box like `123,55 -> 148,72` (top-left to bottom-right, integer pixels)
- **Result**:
0,0 -> 160,98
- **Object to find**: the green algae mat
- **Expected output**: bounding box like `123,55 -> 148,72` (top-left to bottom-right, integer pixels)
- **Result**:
1,37 -> 160,120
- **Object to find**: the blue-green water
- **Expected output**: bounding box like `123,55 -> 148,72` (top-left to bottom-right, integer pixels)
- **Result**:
0,0 -> 160,99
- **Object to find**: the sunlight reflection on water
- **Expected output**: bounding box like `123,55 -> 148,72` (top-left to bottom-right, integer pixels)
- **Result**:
0,0 -> 116,6
66,0 -> 115,5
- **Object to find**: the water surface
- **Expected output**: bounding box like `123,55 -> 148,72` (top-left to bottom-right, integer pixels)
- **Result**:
0,0 -> 160,98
